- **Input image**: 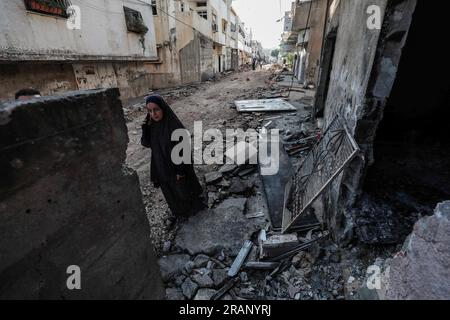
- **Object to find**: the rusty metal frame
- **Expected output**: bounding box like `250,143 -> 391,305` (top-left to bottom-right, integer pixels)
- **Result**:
282,115 -> 360,233
24,0 -> 72,18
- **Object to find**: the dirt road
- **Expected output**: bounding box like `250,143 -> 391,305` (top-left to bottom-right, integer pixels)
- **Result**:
126,68 -> 275,253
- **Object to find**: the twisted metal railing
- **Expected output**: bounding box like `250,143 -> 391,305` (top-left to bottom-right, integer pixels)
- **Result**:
282,116 -> 360,233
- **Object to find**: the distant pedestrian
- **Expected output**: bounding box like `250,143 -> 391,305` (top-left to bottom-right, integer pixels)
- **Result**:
15,88 -> 41,100
252,57 -> 257,71
141,96 -> 205,224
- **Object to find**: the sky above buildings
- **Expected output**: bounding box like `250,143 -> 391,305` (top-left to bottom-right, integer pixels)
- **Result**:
232,0 -> 293,49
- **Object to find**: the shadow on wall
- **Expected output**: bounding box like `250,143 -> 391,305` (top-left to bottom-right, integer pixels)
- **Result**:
0,88 -> 164,299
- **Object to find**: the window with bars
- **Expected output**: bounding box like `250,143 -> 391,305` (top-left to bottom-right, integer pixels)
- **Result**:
24,0 -> 72,18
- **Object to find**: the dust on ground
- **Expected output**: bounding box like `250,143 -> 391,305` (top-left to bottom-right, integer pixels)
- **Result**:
125,67 -> 279,255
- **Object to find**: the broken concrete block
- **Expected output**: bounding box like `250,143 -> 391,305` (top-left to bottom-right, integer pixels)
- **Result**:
166,288 -> 185,300
262,234 -> 299,258
240,272 -> 249,283
292,251 -> 314,269
218,179 -> 231,188
219,164 -> 238,174
162,241 -> 172,253
192,273 -> 215,288
174,275 -> 187,287
175,199 -> 264,256
216,198 -> 247,212
378,201 -> 450,300
193,254 -> 210,269
207,192 -> 218,208
158,254 -> 191,282
238,167 -> 257,178
194,289 -> 217,301
184,260 -> 195,274
212,269 -> 228,288
205,172 -> 223,185
229,179 -> 253,195
181,278 -> 199,300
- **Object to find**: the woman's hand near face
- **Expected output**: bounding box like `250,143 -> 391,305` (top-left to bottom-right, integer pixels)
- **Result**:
143,113 -> 151,126
176,175 -> 185,182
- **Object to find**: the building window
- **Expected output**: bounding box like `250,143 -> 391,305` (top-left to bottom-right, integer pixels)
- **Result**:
212,13 -> 218,32
24,0 -> 71,18
230,23 -> 236,32
151,0 -> 157,15
180,1 -> 185,12
222,19 -> 227,33
123,6 -> 149,34
197,10 -> 207,20
197,2 -> 207,7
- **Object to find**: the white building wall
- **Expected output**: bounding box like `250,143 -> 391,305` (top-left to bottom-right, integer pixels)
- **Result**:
0,0 -> 157,61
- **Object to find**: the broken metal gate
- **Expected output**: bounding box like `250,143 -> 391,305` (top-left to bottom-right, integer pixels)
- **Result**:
282,116 -> 360,233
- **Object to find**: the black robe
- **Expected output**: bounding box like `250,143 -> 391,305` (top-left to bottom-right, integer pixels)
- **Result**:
141,96 -> 204,217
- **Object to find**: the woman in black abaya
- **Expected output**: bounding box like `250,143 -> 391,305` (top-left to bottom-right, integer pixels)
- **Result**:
141,95 -> 204,222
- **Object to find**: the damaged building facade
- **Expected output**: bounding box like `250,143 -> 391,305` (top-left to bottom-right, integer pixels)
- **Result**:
281,0 -> 328,86
0,0 -> 254,102
300,0 -> 450,249
0,0 -> 159,101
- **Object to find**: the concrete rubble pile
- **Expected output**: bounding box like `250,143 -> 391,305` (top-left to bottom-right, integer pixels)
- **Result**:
153,74 -> 344,300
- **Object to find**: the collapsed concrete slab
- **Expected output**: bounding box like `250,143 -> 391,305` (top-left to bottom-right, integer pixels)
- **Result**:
175,198 -> 265,256
379,201 -> 450,300
0,89 -> 164,299
358,202 -> 450,300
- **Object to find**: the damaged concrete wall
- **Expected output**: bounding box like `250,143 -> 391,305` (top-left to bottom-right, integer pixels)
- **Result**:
0,89 -> 164,299
304,0 -> 329,85
179,32 -> 214,83
321,0 -> 417,242
180,33 -> 202,84
380,201 -> 450,300
357,202 -> 450,300
200,35 -> 215,81
0,63 -> 79,100
0,61 -> 167,103
0,0 -> 157,61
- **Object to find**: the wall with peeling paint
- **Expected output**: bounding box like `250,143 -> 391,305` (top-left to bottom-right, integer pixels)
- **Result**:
0,0 -> 157,61
319,0 -> 417,243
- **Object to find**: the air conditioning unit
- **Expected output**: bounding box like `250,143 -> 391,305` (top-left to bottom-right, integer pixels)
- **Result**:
212,23 -> 218,32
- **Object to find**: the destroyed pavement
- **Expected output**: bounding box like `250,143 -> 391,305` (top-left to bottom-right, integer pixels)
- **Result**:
124,66 -> 447,301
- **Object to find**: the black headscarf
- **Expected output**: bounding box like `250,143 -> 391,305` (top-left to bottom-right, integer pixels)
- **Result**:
141,95 -> 189,183
145,95 -> 185,131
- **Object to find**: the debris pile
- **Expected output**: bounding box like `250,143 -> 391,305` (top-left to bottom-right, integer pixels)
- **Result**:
159,224 -> 346,300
